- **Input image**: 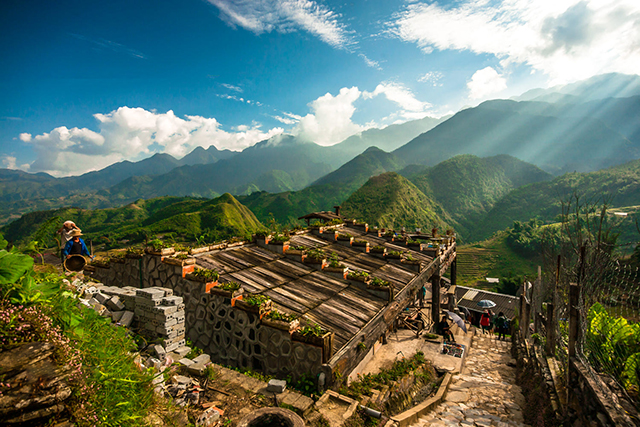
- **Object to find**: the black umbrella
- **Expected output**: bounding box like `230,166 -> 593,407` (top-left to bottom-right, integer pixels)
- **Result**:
445,310 -> 468,333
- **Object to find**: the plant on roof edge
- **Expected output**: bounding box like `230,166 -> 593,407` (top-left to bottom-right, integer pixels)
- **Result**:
347,270 -> 370,280
387,250 -> 403,257
327,252 -> 344,268
265,309 -> 296,323
147,239 -> 167,251
306,248 -> 326,261
370,277 -> 390,287
219,281 -> 240,292
271,233 -> 290,243
190,268 -> 219,282
300,322 -> 326,337
243,294 -> 270,307
289,245 -> 306,251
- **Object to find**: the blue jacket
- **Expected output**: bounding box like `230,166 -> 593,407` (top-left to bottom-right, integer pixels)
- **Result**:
63,238 -> 91,257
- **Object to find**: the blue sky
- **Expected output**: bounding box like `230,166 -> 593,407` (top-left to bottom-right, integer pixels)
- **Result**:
1,0 -> 639,176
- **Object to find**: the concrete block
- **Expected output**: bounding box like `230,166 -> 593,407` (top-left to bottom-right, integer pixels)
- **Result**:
112,310 -> 125,322
267,379 -> 287,393
178,358 -> 195,367
192,354 -> 211,365
174,346 -> 191,358
153,344 -> 166,358
106,295 -> 125,311
165,339 -> 186,352
187,362 -> 207,376
135,296 -> 161,307
119,311 -> 134,327
149,287 -> 173,297
153,305 -> 177,316
101,307 -> 112,318
174,375 -> 192,386
94,292 -> 110,304
163,296 -> 183,306
135,288 -> 165,300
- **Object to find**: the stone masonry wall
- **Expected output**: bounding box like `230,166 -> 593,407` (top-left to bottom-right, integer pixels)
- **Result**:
88,253 -> 325,382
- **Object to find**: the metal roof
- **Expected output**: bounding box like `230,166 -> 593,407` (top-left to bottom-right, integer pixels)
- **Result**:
455,285 -> 518,319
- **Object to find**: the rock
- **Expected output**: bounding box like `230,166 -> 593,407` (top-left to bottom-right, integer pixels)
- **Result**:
445,391 -> 469,403
267,379 -> 287,393
196,407 -> 222,427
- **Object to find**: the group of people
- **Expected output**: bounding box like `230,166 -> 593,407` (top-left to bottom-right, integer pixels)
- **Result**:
480,309 -> 509,340
57,220 -> 93,261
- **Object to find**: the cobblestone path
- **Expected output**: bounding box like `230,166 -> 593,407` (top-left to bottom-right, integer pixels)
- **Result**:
412,332 -> 530,427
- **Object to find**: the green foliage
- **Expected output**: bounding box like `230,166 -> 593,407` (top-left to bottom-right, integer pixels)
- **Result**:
265,309 -> 296,322
271,233 -> 290,243
203,365 -> 217,381
357,342 -> 367,352
190,268 -> 219,282
347,270 -> 370,280
286,372 -> 317,397
243,294 -> 270,307
327,252 -> 344,268
586,303 -> 640,397
340,351 -> 429,399
300,322 -> 326,337
219,281 -> 240,292
306,248 -> 326,261
0,249 -> 34,287
289,245 -> 306,251
185,339 -> 204,359
370,277 -> 390,287
147,239 -> 167,250
496,272 -> 523,296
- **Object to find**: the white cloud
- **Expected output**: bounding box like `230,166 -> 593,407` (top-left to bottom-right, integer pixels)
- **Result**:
467,66 -> 508,100
294,87 -> 365,146
208,0 -> 353,49
389,0 -> 640,84
22,107 -> 283,177
19,133 -> 32,142
418,71 -> 444,86
363,82 -> 432,120
221,83 -> 243,92
2,156 -> 17,169
359,53 -> 381,70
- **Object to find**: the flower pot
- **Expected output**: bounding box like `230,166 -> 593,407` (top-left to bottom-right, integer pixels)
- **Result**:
323,266 -> 348,279
145,247 -> 175,256
207,286 -> 234,298
234,297 -> 272,316
304,258 -> 327,270
261,317 -> 300,332
189,246 -> 210,255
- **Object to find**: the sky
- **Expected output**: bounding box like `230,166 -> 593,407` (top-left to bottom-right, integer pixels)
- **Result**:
1,0 -> 639,177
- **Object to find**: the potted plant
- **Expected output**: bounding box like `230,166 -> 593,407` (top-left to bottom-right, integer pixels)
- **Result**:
254,230 -> 271,244
336,232 -> 353,242
292,322 -> 333,346
347,270 -> 371,285
145,239 -> 175,256
401,253 -> 422,272
367,277 -> 394,301
370,245 -> 386,255
324,252 -> 348,278
233,293 -> 272,315
406,238 -> 424,249
186,268 -> 219,292
271,233 -> 290,245
385,250 -> 403,260
261,309 -> 299,332
125,247 -> 144,259
163,252 -> 196,266
209,280 -> 240,298
304,248 -> 327,269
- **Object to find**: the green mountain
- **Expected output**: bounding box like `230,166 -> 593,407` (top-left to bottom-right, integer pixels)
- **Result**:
393,99 -> 637,175
472,158 -> 640,243
405,154 -> 552,237
341,172 -> 451,231
2,193 -> 262,248
239,147 -> 406,225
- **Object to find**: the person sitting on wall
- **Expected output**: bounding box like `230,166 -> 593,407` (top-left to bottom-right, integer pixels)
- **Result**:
438,315 -> 455,342
62,230 -> 93,259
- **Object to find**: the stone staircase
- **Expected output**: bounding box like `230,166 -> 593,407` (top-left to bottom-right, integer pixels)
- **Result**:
408,332 -> 530,427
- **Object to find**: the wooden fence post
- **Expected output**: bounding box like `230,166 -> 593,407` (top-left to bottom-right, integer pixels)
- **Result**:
431,274 -> 441,324
524,300 -> 531,339
534,311 -> 541,334
546,302 -> 555,356
568,283 -> 580,358
519,294 -> 526,338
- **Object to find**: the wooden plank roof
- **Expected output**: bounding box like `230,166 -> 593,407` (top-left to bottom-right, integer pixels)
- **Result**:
194,227 -> 455,355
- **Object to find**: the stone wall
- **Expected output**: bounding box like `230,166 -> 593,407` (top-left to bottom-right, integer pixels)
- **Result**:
87,252 -> 325,382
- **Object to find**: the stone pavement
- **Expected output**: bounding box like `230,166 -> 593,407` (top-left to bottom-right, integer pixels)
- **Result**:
410,331 -> 530,427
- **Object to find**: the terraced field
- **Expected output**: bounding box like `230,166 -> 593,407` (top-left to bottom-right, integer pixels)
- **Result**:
456,232 -> 539,289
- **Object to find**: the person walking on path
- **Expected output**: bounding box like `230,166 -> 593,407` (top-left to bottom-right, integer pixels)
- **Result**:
495,311 -> 508,340
62,230 -> 93,259
480,310 -> 491,334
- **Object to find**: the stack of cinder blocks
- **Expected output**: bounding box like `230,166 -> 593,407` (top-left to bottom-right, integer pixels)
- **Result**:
79,284 -> 137,327
134,287 -> 186,352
